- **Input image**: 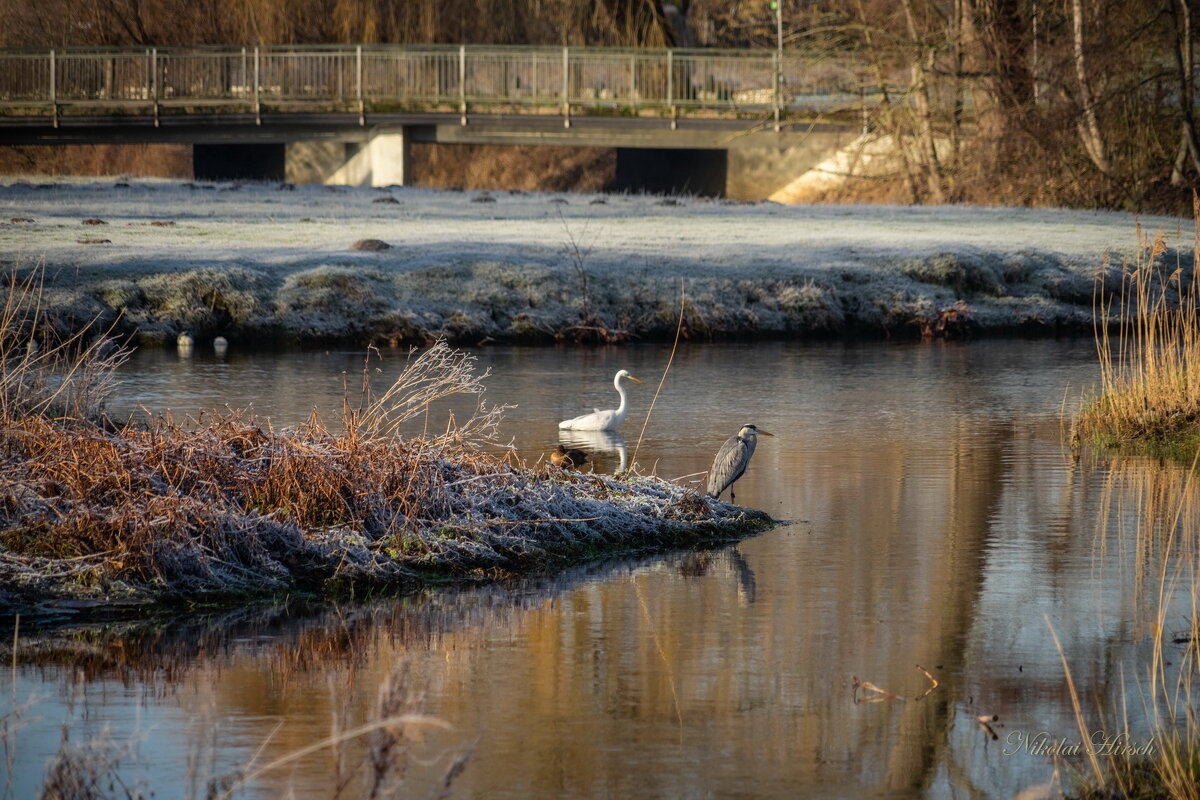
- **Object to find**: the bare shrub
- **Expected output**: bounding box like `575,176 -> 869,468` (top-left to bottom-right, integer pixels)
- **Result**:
0,265 -> 127,424
349,340 -> 509,446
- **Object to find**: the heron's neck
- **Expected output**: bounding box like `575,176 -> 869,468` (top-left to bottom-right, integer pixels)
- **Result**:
613,376 -> 628,417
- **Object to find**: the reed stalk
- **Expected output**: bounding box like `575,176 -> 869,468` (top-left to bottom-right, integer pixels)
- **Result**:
1066,454 -> 1200,798
1073,196 -> 1200,458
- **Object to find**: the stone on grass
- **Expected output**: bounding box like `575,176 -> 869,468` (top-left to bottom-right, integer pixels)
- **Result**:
351,239 -> 392,252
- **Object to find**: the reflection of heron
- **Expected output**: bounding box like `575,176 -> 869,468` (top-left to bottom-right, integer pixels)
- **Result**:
550,444 -> 589,469
559,429 -> 628,473
728,547 -> 757,605
706,424 -> 774,503
558,369 -> 641,431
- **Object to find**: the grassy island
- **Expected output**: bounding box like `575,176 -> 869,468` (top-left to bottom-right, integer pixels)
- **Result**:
0,275 -> 772,614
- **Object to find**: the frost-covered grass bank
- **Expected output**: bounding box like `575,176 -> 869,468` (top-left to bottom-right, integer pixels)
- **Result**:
0,178 -> 1193,345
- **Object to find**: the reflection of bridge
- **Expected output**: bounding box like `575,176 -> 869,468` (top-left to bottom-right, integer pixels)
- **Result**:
0,45 -> 880,198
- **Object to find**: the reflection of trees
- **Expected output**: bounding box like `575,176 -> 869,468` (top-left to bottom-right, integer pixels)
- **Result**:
879,415 -> 1011,796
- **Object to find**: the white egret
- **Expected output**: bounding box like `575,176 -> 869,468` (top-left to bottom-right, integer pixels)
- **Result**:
558,369 -> 642,431
706,424 -> 774,502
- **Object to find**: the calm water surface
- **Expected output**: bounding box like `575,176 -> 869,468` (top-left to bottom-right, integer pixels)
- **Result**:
3,339 -> 1194,799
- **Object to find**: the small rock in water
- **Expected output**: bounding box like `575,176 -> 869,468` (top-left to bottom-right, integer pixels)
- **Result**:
177,332 -> 194,350
351,239 -> 392,251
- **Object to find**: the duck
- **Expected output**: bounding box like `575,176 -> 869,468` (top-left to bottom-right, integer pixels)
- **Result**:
550,444 -> 590,469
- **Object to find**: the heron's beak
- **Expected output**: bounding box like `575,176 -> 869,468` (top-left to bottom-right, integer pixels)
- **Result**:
757,429 -> 775,436
627,375 -> 642,383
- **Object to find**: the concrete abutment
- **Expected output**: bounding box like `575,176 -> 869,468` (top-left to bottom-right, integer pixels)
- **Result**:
284,129 -> 412,187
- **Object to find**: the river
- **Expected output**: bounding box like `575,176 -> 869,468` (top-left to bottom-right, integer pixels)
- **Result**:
3,338 -> 1194,799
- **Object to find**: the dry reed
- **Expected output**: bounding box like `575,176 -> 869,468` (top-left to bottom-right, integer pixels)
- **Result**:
1073,197 -> 1200,458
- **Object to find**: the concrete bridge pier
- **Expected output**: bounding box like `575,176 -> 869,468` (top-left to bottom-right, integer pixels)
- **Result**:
285,128 -> 411,186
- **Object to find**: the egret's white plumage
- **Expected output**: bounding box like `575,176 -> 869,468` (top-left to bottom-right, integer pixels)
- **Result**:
706,424 -> 774,502
558,369 -> 642,431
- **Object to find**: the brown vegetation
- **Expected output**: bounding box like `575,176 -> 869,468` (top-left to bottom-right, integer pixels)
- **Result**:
1072,199 -> 1200,457
0,144 -> 192,180
0,0 -> 678,48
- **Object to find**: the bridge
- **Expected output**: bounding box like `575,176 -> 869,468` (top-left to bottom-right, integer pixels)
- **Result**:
0,44 -> 882,198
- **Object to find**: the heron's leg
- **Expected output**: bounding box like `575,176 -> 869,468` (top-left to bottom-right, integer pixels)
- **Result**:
730,489 -> 735,503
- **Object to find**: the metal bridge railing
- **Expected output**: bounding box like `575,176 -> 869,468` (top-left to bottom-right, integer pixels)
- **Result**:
0,44 -> 874,127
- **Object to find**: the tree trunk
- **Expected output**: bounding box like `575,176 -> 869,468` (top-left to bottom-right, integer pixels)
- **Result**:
1170,0 -> 1200,185
901,0 -> 947,202
1071,0 -> 1110,175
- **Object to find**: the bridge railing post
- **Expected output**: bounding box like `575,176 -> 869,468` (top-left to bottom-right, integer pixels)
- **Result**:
49,49 -> 57,128
459,45 -> 467,125
151,47 -> 159,127
253,46 -> 261,125
562,46 -> 570,129
356,45 -> 364,125
667,49 -> 675,130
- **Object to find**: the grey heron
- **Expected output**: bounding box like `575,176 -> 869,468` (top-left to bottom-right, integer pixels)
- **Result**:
558,369 -> 642,431
550,444 -> 589,469
706,424 -> 774,502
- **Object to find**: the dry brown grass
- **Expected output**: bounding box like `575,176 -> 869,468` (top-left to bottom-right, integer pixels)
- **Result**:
1072,200 -> 1200,458
0,144 -> 192,180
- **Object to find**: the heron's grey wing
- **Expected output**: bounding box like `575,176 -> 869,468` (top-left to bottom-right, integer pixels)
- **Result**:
706,435 -> 748,497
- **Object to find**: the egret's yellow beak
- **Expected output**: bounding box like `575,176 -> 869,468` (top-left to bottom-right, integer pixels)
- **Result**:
626,375 -> 642,383
757,429 -> 775,436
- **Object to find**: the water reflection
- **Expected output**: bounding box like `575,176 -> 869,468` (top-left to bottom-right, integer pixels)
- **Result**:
5,340 -> 1199,799
558,429 -> 628,473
